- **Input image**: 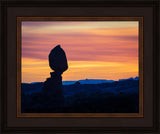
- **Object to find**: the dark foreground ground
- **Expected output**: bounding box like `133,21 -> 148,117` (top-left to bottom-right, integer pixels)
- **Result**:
21,79 -> 139,113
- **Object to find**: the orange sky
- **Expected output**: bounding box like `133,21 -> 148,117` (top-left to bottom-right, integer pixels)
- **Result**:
22,21 -> 139,83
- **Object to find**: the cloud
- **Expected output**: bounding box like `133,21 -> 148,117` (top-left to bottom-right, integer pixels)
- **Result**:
22,33 -> 138,62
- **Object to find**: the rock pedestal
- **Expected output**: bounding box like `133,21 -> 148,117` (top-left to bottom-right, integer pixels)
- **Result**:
42,72 -> 64,108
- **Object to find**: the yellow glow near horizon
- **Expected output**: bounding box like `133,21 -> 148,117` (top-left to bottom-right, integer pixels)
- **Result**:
22,58 -> 138,83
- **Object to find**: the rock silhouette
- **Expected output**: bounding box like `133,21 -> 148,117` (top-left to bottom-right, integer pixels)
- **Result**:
49,45 -> 68,74
42,45 -> 68,108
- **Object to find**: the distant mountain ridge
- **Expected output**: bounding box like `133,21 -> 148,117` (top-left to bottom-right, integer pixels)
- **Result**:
119,76 -> 139,81
24,77 -> 139,85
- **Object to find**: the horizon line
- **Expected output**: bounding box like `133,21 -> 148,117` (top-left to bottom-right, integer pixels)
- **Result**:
22,76 -> 139,84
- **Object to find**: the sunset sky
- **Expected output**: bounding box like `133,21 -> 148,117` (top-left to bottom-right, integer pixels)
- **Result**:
22,21 -> 139,83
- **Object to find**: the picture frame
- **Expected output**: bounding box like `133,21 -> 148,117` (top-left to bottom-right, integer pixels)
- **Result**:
0,0 -> 159,133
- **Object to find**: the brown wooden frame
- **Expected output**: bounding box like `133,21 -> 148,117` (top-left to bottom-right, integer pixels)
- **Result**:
1,0 -> 159,133
17,17 -> 143,118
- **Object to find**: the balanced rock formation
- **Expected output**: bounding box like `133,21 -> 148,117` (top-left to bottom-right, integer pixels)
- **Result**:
42,45 -> 68,108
